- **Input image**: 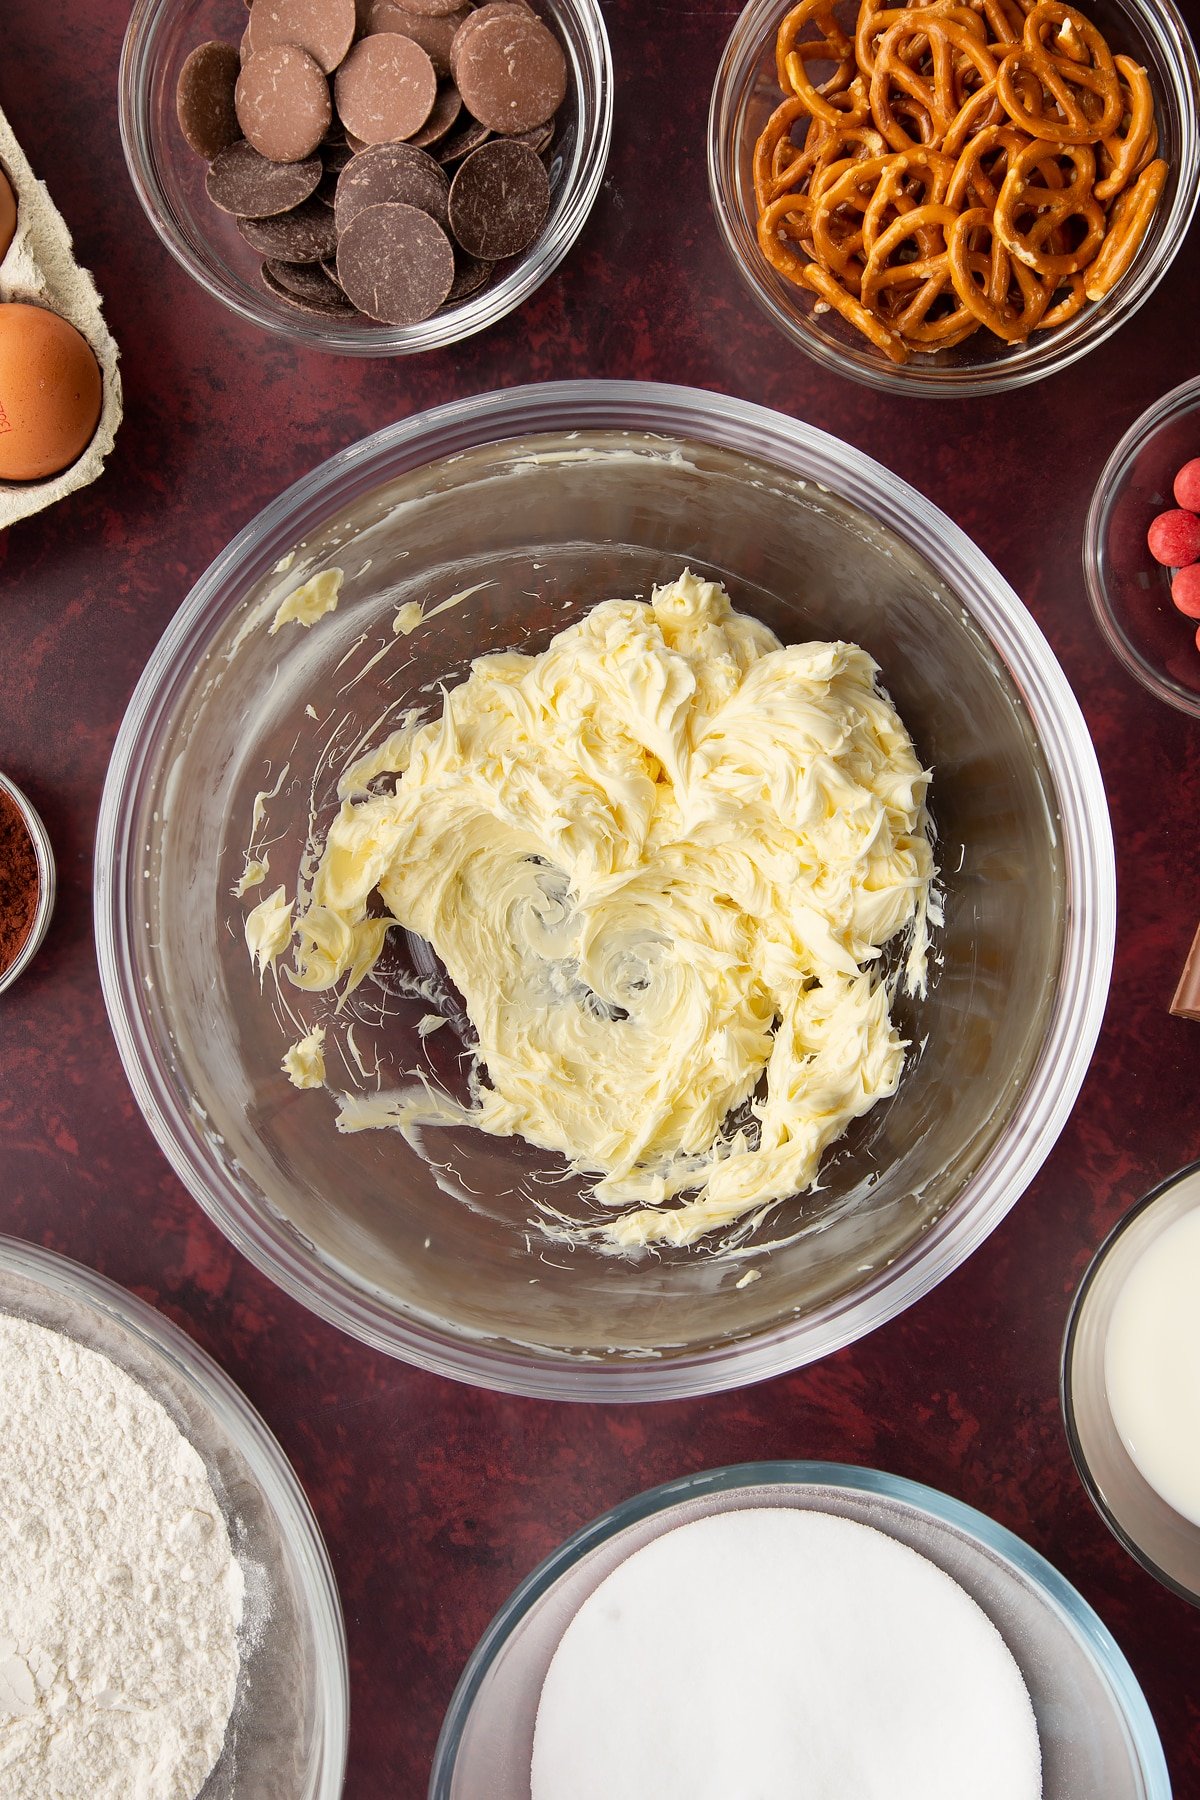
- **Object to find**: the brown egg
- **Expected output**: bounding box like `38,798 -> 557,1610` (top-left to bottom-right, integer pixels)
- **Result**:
0,167 -> 15,261
0,303 -> 102,482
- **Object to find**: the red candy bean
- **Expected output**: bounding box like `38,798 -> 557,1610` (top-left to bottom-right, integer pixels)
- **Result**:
1172,563 -> 1200,620
1148,508 -> 1200,568
1174,458 -> 1200,513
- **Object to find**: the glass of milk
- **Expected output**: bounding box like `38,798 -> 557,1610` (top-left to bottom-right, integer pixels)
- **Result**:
1062,1160 -> 1200,1607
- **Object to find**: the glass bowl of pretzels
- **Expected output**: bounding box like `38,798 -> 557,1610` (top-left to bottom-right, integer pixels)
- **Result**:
708,0 -> 1199,392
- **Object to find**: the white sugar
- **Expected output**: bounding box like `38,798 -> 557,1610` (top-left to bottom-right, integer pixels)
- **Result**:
531,1508 -> 1042,1800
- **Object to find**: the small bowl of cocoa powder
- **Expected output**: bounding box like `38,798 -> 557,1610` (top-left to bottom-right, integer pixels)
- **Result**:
0,772 -> 54,994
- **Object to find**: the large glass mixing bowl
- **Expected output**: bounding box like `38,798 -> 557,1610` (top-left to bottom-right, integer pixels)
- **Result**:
95,382 -> 1115,1399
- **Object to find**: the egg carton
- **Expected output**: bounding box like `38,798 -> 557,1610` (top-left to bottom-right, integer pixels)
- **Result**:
0,104 -> 122,530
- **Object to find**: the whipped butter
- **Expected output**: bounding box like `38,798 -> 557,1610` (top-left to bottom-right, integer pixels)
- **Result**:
269,568 -> 342,635
282,1024 -> 326,1090
252,572 -> 936,1249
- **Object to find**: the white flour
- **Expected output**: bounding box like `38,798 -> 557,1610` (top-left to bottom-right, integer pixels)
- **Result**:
0,1315 -> 244,1799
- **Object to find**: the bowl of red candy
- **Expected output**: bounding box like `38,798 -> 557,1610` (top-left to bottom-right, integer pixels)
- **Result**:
1085,375 -> 1200,716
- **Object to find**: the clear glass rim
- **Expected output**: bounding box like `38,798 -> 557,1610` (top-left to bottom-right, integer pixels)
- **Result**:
706,0 -> 1200,397
94,379 -> 1116,1400
117,0 -> 613,357
429,1459 -> 1170,1799
0,771 -> 56,996
1060,1154 -> 1200,1610
0,1232 -> 350,1794
1082,374 -> 1200,718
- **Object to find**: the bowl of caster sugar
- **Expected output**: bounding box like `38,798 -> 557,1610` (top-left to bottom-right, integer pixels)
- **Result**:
0,1236 -> 348,1799
431,1462 -> 1170,1800
1063,1159 -> 1200,1607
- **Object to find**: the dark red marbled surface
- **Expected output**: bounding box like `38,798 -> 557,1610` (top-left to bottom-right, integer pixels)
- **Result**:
3,0 -> 1200,1792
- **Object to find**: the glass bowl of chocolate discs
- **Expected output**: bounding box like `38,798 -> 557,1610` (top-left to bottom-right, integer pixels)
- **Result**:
119,0 -> 611,353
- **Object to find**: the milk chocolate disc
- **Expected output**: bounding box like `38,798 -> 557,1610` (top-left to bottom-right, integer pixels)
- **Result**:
452,3 -> 532,33
448,2 -> 533,85
334,141 -> 451,232
177,42 -> 242,159
334,34 -> 438,144
408,83 -> 464,147
238,195 -> 340,260
206,140 -> 324,216
335,201 -> 455,321
382,0 -> 468,18
432,115 -> 490,164
453,13 -> 565,132
448,137 -> 549,257
236,45 -> 332,162
368,1 -> 473,77
246,0 -> 357,73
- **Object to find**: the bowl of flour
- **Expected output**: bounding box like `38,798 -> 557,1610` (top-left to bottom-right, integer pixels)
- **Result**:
0,1236 -> 347,1799
430,1461 -> 1170,1800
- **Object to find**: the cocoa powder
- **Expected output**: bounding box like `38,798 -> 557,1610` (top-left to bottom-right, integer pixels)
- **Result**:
0,786 -> 39,974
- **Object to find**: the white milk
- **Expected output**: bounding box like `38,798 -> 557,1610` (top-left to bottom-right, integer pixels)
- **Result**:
1105,1205 -> 1200,1528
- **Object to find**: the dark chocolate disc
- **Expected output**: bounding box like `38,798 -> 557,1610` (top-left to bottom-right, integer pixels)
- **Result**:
333,34 -> 438,144
177,42 -> 242,160
206,140 -> 324,216
334,141 -> 451,232
265,257 -> 351,301
335,201 -> 455,322
262,261 -> 360,313
245,0 -> 357,73
238,195 -> 340,260
235,45 -> 332,163
432,114 -> 490,164
508,118 -> 554,153
447,137 -> 549,258
322,136 -> 355,172
443,251 -> 494,303
453,13 -> 565,133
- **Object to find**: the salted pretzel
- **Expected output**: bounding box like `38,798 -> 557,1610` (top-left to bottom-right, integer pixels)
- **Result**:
947,206 -> 1052,337
860,203 -> 980,342
1096,54 -> 1156,200
994,139 -> 1107,275
995,1 -> 1123,142
752,0 -> 1166,363
870,15 -> 999,150
1085,156 -> 1168,298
